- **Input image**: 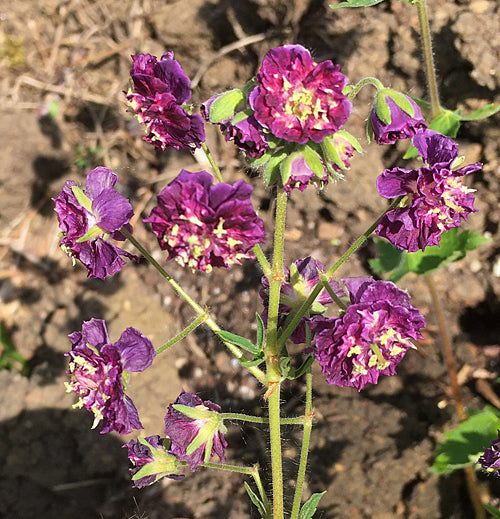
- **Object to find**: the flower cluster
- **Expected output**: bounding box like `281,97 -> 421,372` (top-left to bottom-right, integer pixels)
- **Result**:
260,256 -> 343,344
311,277 -> 425,391
478,430 -> 500,474
125,53 -> 205,151
144,170 -> 266,272
203,45 -> 358,194
368,89 -> 426,145
66,319 -> 155,435
376,129 -> 481,252
53,167 -> 136,279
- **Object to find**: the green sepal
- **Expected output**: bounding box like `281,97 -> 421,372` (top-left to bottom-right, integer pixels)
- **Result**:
374,91 -> 392,125
457,102 -> 500,121
209,89 -> 246,123
484,504 -> 500,519
366,113 -> 374,143
385,89 -> 415,117
299,491 -> 327,519
289,262 -> 306,301
263,151 -> 288,186
248,149 -> 274,169
216,330 -> 259,354
131,460 -> 177,482
172,403 -> 217,421
76,225 -> 104,243
302,145 -> 325,177
71,185 -> 93,212
230,108 -> 252,125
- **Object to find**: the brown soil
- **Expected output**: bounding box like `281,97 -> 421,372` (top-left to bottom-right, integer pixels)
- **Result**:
0,1 -> 499,518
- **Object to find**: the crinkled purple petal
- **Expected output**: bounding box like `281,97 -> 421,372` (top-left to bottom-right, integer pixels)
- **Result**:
92,188 -> 134,233
115,327 -> 155,372
412,129 -> 457,167
85,167 -> 118,200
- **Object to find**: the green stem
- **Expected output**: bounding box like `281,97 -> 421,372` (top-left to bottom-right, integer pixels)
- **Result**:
122,228 -> 266,384
346,76 -> 385,101
277,196 -> 403,349
201,141 -> 224,183
319,273 -> 347,310
220,412 -> 304,425
290,368 -> 313,519
416,0 -> 442,119
203,461 -> 256,475
156,313 -> 207,354
265,189 -> 288,519
253,244 -> 272,278
251,464 -> 272,517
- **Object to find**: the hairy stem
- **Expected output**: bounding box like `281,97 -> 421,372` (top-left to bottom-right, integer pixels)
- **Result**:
123,228 -> 266,384
201,141 -> 224,182
416,0 -> 442,119
156,313 -> 207,354
425,274 -> 485,519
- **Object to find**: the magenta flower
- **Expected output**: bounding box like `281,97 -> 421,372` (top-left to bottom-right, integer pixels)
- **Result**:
311,277 -> 425,391
478,430 -> 500,473
376,129 -> 481,252
249,45 -> 351,144
123,435 -> 183,488
164,391 -> 227,471
260,256 -> 343,344
144,170 -> 266,272
125,52 -> 205,150
201,93 -> 269,158
369,90 -> 426,145
53,167 -> 136,279
66,319 -> 155,435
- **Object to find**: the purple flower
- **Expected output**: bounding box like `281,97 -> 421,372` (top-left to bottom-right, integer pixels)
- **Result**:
376,129 -> 481,252
123,435 -> 183,488
311,277 -> 425,391
125,53 -> 205,150
66,319 -> 155,434
53,167 -> 136,279
478,430 -> 500,473
260,256 -> 344,344
369,90 -> 426,145
164,391 -> 227,471
144,170 -> 266,272
249,45 -> 351,144
201,93 -> 269,158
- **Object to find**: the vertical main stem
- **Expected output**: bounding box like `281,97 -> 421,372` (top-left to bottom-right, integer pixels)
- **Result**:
425,274 -> 485,519
416,0 -> 442,119
265,189 -> 288,519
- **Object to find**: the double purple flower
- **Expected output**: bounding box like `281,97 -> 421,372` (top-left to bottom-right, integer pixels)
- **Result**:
376,129 -> 481,252
53,167 -> 136,279
311,277 -> 425,391
478,430 -> 500,473
249,45 -> 351,144
66,319 -> 155,435
144,170 -> 266,272
125,53 -> 205,151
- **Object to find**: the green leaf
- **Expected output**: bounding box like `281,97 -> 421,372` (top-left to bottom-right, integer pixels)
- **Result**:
0,323 -> 28,374
216,330 -> 259,354
484,504 -> 500,519
71,185 -> 93,212
244,482 -> 271,519
370,229 -> 490,282
288,354 -> 315,380
330,0 -> 386,8
430,406 -> 500,475
256,313 -> 265,350
239,350 -> 265,368
208,89 -> 245,123
298,491 -> 327,519
75,225 -> 103,243
458,103 -> 500,121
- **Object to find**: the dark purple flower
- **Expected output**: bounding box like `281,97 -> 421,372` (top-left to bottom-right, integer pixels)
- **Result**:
369,90 -> 426,145
53,167 -> 136,279
376,129 -> 481,252
260,256 -> 344,344
123,435 -> 183,488
144,170 -> 266,272
164,391 -> 227,471
202,93 -> 269,158
311,277 -> 425,391
66,319 -> 155,435
249,45 -> 351,144
125,53 -> 205,150
478,430 -> 500,473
